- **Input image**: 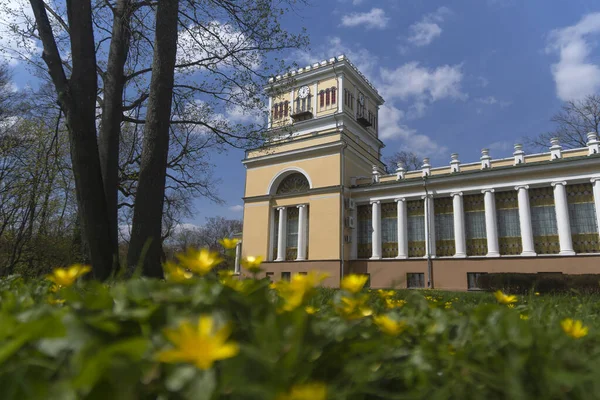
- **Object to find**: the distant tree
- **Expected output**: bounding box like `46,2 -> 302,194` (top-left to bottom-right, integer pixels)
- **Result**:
166,217 -> 243,255
384,151 -> 421,173
526,94 -> 600,151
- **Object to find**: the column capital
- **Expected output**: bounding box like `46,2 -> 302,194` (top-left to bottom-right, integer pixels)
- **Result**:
394,197 -> 406,203
370,200 -> 381,205
551,181 -> 567,187
421,194 -> 434,200
450,191 -> 463,197
515,185 -> 530,191
296,204 -> 307,209
276,206 -> 286,211
591,177 -> 600,184
481,188 -> 495,194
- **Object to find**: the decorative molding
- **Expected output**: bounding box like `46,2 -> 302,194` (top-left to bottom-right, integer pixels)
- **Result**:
551,181 -> 568,187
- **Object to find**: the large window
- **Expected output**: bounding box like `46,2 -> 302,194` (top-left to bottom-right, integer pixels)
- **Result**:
434,197 -> 455,256
357,204 -> 372,258
272,210 -> 279,260
407,200 -> 425,257
382,203 -> 397,258
567,183 -> 600,253
276,173 -> 310,195
464,194 -> 487,256
407,273 -> 425,288
286,207 -> 299,261
467,272 -> 487,290
530,187 -> 559,254
495,190 -> 522,255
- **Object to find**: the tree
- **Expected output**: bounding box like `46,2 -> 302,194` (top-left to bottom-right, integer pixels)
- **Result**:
527,94 -> 600,150
384,151 -> 421,174
28,0 -> 114,280
165,217 -> 243,255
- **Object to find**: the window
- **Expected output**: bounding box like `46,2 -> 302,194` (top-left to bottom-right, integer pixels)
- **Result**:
276,173 -> 310,195
467,272 -> 487,290
331,87 -> 337,104
434,197 -> 455,256
281,272 -> 291,281
464,194 -> 487,256
273,103 -> 279,120
286,207 -> 299,261
407,200 -> 425,257
382,203 -> 397,258
357,204 -> 372,258
407,273 -> 425,288
272,210 -> 279,260
266,272 -> 274,281
495,191 -> 522,255
530,187 -> 559,254
284,101 -> 289,117
319,90 -> 325,108
326,88 -> 331,106
567,183 -> 600,253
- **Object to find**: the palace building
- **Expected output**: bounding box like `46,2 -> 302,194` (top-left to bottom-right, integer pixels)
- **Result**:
238,55 -> 600,290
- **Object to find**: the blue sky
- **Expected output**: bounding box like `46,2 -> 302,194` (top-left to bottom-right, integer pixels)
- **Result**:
194,0 -> 600,226
3,0 -> 600,228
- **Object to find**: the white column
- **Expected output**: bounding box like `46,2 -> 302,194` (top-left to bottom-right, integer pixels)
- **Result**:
591,178 -> 600,238
275,207 -> 287,261
552,181 -> 575,255
312,83 -> 317,113
267,96 -> 273,128
337,75 -> 343,113
451,192 -> 467,258
515,185 -> 536,256
423,195 -> 436,258
234,241 -> 242,274
395,198 -> 408,259
296,204 -> 308,261
370,200 -> 382,259
290,88 -> 295,115
482,189 -> 500,257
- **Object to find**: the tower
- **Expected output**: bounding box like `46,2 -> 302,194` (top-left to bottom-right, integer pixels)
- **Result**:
240,55 -> 385,281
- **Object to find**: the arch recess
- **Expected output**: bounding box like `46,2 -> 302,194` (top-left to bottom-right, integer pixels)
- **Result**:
267,167 -> 313,195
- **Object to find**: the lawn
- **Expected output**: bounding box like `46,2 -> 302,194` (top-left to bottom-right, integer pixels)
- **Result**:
2,257 -> 600,399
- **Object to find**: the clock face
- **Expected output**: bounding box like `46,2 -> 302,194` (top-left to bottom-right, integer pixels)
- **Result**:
298,86 -> 310,99
358,93 -> 365,105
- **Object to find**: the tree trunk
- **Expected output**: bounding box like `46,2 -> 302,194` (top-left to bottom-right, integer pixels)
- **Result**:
127,0 -> 180,277
29,0 -> 114,279
99,0 -> 134,271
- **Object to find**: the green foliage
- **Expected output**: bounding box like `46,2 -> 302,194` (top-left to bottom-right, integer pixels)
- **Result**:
2,274 -> 600,399
477,273 -> 600,294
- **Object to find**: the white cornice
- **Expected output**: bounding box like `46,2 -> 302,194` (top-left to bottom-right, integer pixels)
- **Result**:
242,141 -> 345,166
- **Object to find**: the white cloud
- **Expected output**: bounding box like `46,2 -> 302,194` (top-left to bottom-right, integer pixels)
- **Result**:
379,62 -> 466,105
228,205 -> 244,212
476,76 -> 490,88
547,13 -> 600,101
407,7 -> 451,47
475,96 -> 511,107
379,104 -> 447,155
341,8 -> 389,30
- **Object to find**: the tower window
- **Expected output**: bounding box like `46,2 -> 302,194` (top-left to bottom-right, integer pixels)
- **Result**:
273,103 -> 279,120
331,87 -> 336,104
320,90 -> 325,108
326,88 -> 330,106
284,101 -> 289,117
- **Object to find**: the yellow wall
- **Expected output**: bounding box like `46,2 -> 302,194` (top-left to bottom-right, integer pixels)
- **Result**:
247,133 -> 340,158
244,154 -> 341,198
241,202 -> 270,259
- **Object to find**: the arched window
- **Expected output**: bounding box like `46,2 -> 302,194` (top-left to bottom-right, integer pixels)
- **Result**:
273,104 -> 279,120
331,87 -> 336,104
284,101 -> 289,117
326,88 -> 330,106
319,90 -> 325,108
276,173 -> 310,195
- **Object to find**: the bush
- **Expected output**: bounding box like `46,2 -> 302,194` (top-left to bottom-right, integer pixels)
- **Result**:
477,273 -> 600,294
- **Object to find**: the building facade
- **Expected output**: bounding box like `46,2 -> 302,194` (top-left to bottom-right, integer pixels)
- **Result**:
240,55 -> 600,290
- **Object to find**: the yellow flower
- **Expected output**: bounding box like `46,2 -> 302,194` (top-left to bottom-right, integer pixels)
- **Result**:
156,315 -> 239,370
176,248 -> 222,276
305,306 -> 319,314
241,256 -> 264,273
276,382 -> 327,400
46,264 -> 91,287
276,272 -> 329,312
444,301 -> 452,309
561,318 -> 589,339
373,315 -> 406,336
535,292 -> 540,296
218,270 -> 235,279
494,290 -> 517,305
336,295 -> 373,320
377,289 -> 395,299
47,296 -> 65,305
219,238 -> 240,250
507,304 -> 515,309
385,298 -> 407,309
520,314 -> 529,320
340,274 -> 369,293
163,261 -> 193,282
